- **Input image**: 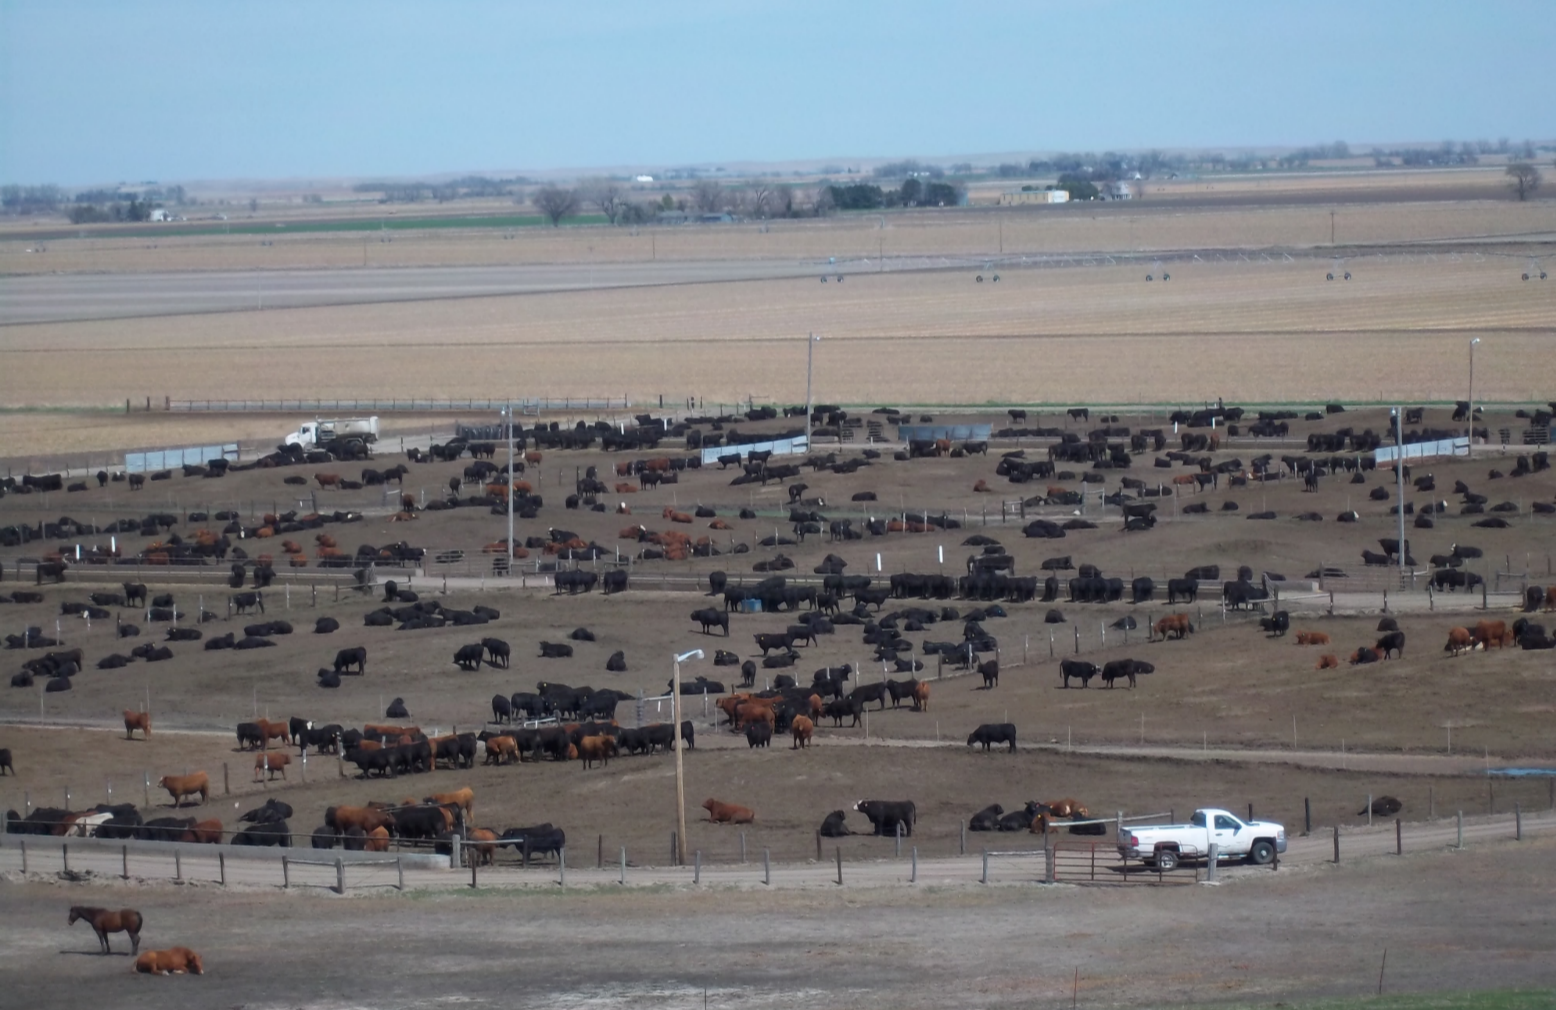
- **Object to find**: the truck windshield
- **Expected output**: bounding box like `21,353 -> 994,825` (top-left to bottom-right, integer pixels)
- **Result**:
1190,811 -> 1207,827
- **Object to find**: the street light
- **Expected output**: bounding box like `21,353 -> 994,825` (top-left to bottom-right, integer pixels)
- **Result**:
672,648 -> 704,866
503,401 -> 514,576
804,333 -> 821,453
1391,407 -> 1405,582
1467,338 -> 1481,449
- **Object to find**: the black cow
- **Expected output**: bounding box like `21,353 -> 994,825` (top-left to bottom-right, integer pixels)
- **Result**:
231,819 -> 292,847
334,647 -> 367,674
818,810 -> 853,837
1060,659 -> 1097,688
692,608 -> 730,636
854,799 -> 915,837
849,682 -> 889,710
231,591 -> 265,615
315,617 -> 339,634
386,697 -> 409,719
967,723 -> 1017,752
539,641 -> 574,659
240,799 -> 294,824
977,659 -> 999,689
1376,631 -> 1406,659
500,824 -> 565,866
454,644 -> 485,671
1099,659 -> 1153,689
1259,611 -> 1290,637
1166,578 -> 1198,604
968,803 -> 1005,831
746,721 -> 773,748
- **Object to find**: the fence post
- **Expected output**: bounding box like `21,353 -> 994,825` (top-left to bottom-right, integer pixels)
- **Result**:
1367,794 -> 1372,827
223,763 -> 230,796
1207,842 -> 1218,881
740,832 -> 747,863
1457,810 -> 1464,850
219,851 -> 226,886
597,834 -> 603,869
981,849 -> 989,884
559,846 -> 566,888
122,845 -> 129,880
397,857 -> 404,891
471,854 -> 478,889
451,833 -> 462,869
895,821 -> 902,857
19,840 -> 25,875
1304,797 -> 1311,836
671,832 -> 678,867
143,773 -> 150,809
835,846 -> 843,886
1332,825 -> 1340,863
337,857 -> 346,894
694,850 -> 701,885
911,846 -> 918,884
620,845 -> 626,885
1515,802 -> 1522,841
174,850 -> 182,881
62,843 -> 69,874
815,831 -> 821,862
1044,841 -> 1056,884
960,820 -> 966,856
1395,818 -> 1403,855
282,855 -> 290,888
763,847 -> 771,886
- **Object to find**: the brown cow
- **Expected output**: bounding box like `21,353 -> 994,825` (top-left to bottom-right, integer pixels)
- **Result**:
972,479 -> 991,493
911,681 -> 930,712
254,751 -> 290,781
791,715 -> 814,749
1443,627 -> 1474,656
328,805 -> 394,834
577,735 -> 616,770
484,736 -> 517,765
254,718 -> 290,749
123,710 -> 151,740
709,518 -> 733,530
1472,620 -> 1509,650
363,723 -> 420,741
1295,630 -> 1331,646
134,947 -> 203,975
735,702 -> 777,731
158,772 -> 209,807
1151,614 -> 1194,641
280,540 -> 303,554
314,473 -> 340,488
364,825 -> 390,852
425,787 -> 475,822
524,451 -> 542,465
663,508 -> 693,524
1316,654 -> 1340,669
1544,586 -> 1556,613
702,798 -> 755,824
468,827 -> 499,866
316,533 -> 338,549
188,819 -> 224,844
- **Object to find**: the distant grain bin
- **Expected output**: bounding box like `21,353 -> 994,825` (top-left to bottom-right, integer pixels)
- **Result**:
1000,190 -> 1070,206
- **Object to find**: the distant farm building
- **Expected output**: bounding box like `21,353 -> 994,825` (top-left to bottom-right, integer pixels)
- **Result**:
1000,190 -> 1069,206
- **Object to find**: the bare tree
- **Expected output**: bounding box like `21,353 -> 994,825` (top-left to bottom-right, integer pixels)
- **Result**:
532,186 -> 580,226
582,179 -> 625,225
749,184 -> 774,218
690,179 -> 724,213
1506,163 -> 1543,201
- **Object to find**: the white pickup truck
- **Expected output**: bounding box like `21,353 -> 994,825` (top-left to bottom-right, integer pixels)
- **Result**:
1118,808 -> 1287,871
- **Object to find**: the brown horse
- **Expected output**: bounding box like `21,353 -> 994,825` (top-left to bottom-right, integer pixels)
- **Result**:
123,710 -> 151,740
69,906 -> 143,955
134,947 -> 203,975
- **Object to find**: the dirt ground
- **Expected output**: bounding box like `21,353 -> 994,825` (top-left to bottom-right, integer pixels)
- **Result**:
3,254 -> 1553,408
4,833 -> 1556,1009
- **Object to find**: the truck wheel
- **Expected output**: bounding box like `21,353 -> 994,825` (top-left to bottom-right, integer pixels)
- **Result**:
1154,847 -> 1179,872
1248,840 -> 1275,865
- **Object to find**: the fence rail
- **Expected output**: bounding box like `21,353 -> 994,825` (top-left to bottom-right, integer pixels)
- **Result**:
167,397 -> 631,413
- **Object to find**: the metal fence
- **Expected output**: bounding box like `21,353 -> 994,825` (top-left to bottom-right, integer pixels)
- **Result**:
167,397 -> 630,413
124,444 -> 241,474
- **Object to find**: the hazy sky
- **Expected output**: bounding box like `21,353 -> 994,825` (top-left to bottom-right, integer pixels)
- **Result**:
2,0 -> 1552,185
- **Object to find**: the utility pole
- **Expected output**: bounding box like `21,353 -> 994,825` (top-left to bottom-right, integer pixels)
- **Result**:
1467,337 -> 1480,448
804,333 -> 821,452
672,649 -> 703,866
505,401 -> 514,575
1394,407 -> 1405,583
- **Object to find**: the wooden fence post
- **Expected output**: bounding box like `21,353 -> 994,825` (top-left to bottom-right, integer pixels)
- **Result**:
396,857 -> 404,891
337,857 -> 346,894
1332,825 -> 1340,863
282,855 -> 290,888
219,851 -> 225,886
835,846 -> 843,885
121,845 -> 129,880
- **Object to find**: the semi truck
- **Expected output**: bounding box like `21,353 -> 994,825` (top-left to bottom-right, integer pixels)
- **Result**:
281,417 -> 380,458
1117,808 -> 1287,871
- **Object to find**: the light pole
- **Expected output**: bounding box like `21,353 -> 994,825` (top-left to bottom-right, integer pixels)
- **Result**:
1466,338 -> 1481,450
1392,407 -> 1405,583
804,333 -> 821,452
504,401 -> 514,576
672,648 -> 703,866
